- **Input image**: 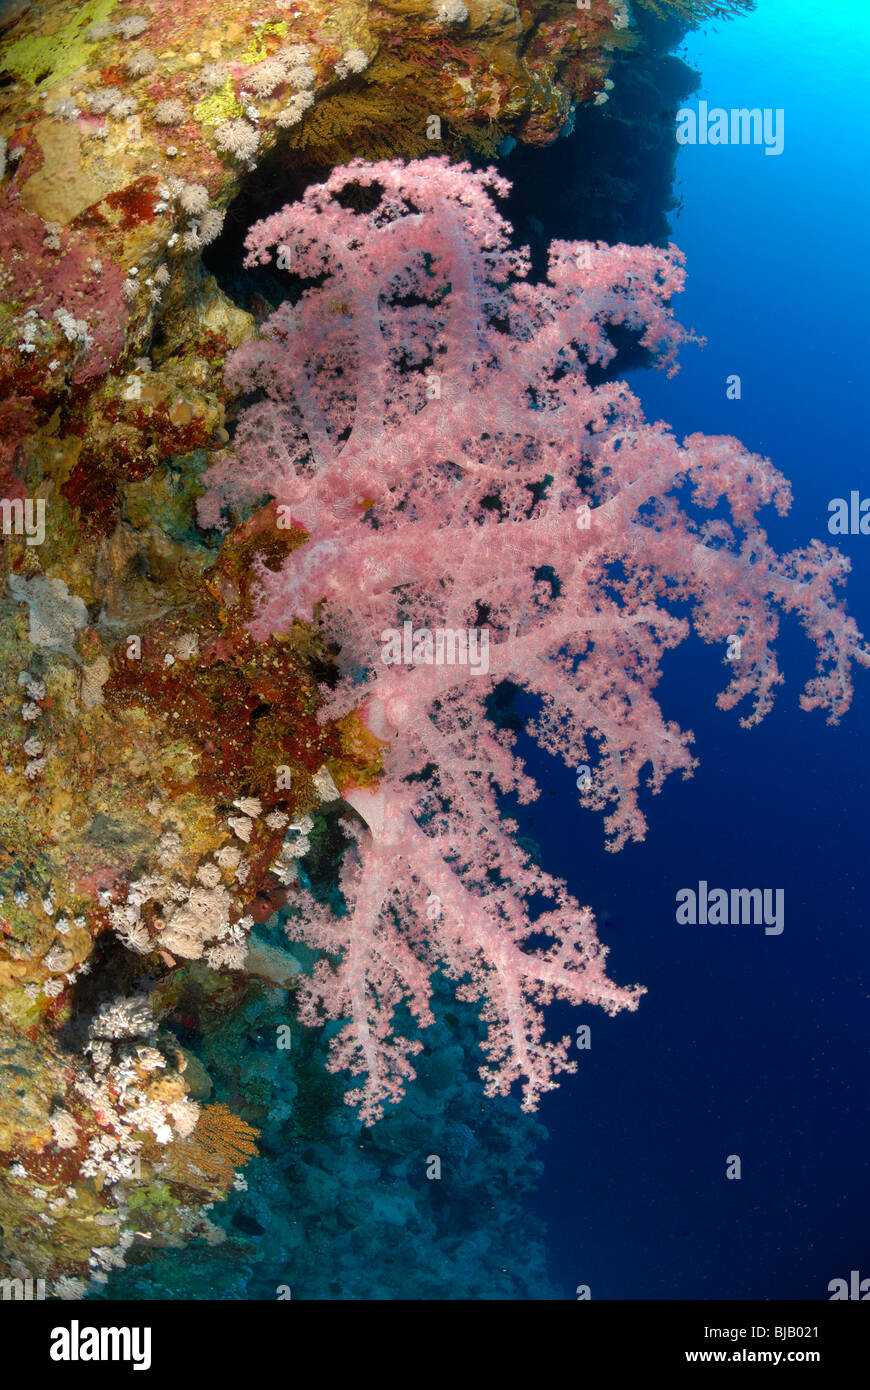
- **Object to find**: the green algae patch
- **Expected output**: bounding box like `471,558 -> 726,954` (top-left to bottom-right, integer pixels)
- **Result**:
2,0 -> 118,87
127,1182 -> 177,1220
241,20 -> 289,65
194,77 -> 243,130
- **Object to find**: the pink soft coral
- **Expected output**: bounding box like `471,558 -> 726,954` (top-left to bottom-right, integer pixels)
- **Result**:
201,158 -> 868,1123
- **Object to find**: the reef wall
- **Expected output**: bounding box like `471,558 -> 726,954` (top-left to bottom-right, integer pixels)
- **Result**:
0,0 -> 643,1297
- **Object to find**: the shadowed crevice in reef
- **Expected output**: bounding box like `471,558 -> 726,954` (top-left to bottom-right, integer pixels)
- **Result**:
494,10 -> 698,263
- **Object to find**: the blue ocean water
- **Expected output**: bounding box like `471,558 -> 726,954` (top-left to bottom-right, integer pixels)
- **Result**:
517,0 -> 870,1300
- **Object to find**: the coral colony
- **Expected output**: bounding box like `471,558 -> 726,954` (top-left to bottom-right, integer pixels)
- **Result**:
200,157 -> 867,1122
0,0 -> 861,1298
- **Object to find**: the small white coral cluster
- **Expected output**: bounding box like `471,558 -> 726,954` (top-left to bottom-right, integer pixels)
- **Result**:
4,977 -> 202,1296
176,181 -> 210,215
23,733 -> 45,780
15,875 -> 91,1000
214,118 -> 260,162
126,49 -> 157,77
155,176 -> 224,250
47,95 -> 81,120
242,46 -> 318,102
265,768 -> 337,883
109,819 -> 257,969
174,632 -> 200,661
210,45 -> 320,141
202,915 -> 254,970
270,814 -> 313,885
109,777 -> 339,968
91,995 -> 155,1040
312,766 -> 340,802
266,43 -> 316,127
75,993 -> 200,1192
16,307 -> 92,357
275,91 -> 314,129
87,15 -> 150,42
278,43 -> 316,86
109,867 -> 244,967
152,98 -> 186,126
50,1108 -> 79,1151
334,49 -> 370,80
181,212 -> 225,250
19,669 -> 45,719
198,62 -> 228,91
53,307 -> 93,349
434,0 -> 469,24
159,872 -> 238,964
8,670 -> 48,784
80,86 -> 139,120
16,311 -> 42,355
246,58 -> 288,98
51,1276 -> 90,1300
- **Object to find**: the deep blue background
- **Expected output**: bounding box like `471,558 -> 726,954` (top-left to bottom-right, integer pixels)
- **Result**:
512,0 -> 870,1300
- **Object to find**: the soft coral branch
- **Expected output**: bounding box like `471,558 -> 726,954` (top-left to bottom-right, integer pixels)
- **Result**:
202,158 -> 868,1122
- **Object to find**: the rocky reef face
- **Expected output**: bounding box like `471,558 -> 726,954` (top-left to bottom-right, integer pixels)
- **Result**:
0,0 -> 638,1297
